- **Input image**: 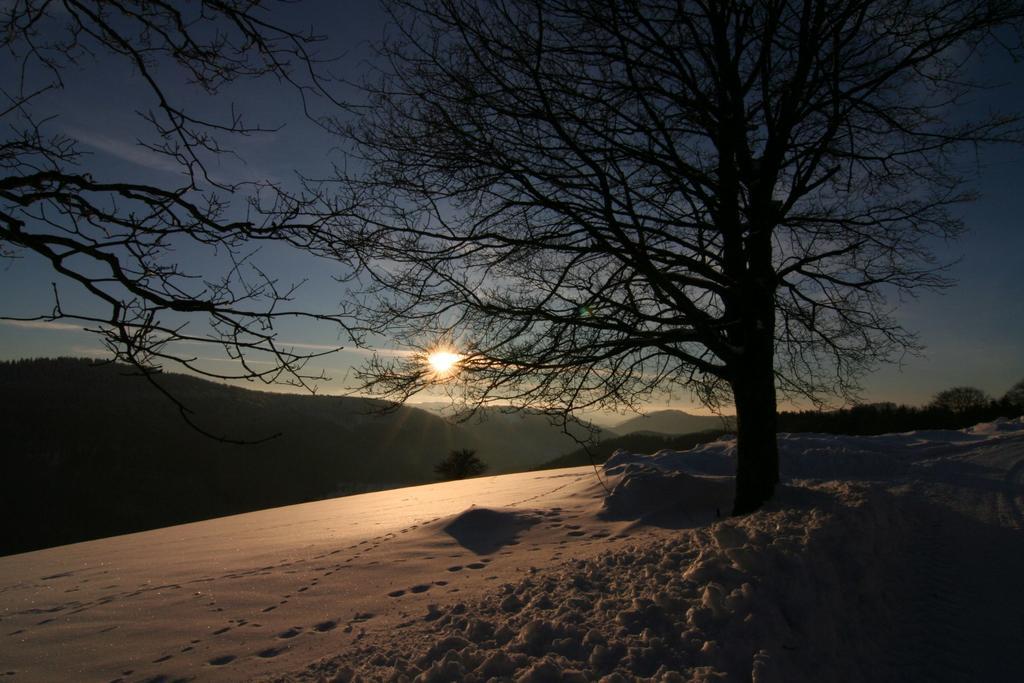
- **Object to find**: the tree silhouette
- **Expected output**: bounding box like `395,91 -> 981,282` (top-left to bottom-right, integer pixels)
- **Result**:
930,386 -> 991,414
313,0 -> 1024,513
1004,379 -> 1024,411
435,449 -> 488,480
0,1 -> 349,437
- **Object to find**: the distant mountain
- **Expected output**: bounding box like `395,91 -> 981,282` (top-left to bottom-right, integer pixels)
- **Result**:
450,406 -> 608,464
0,358 -> 598,554
612,409 -> 735,436
408,400 -> 460,416
398,401 -> 610,461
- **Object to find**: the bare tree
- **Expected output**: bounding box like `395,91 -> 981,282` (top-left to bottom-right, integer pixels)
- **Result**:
311,0 -> 1023,512
930,386 -> 990,413
1004,379 -> 1024,410
0,1 -> 349,437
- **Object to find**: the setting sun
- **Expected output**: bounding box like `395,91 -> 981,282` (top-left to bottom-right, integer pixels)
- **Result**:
426,350 -> 462,376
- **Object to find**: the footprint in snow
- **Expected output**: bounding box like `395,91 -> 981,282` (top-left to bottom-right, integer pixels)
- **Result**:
314,620 -> 338,632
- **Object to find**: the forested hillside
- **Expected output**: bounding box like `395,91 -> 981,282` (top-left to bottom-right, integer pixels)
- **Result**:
0,358 -> 594,554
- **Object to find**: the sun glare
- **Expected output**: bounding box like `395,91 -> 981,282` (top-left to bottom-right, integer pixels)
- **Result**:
427,350 -> 462,377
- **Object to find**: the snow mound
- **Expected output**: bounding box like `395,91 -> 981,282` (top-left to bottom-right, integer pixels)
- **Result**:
601,464 -> 732,520
440,507 -> 541,555
604,416 -> 1024,482
319,483 -> 907,682
278,417 -> 1023,682
966,416 -> 1024,435
606,444 -> 734,476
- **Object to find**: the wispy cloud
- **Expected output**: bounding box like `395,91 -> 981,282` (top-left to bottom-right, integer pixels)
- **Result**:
64,126 -> 185,176
343,346 -> 416,358
194,356 -> 277,367
273,340 -> 415,358
0,318 -> 415,363
63,126 -> 282,186
1,319 -> 85,332
275,340 -> 348,351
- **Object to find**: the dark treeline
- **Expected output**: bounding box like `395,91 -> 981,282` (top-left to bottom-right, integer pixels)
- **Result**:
777,398 -> 1022,436
544,382 -> 1024,467
4,358 -> 1019,555
1,358 -> 614,555
3,358 -> 602,556
0,358 -> 469,555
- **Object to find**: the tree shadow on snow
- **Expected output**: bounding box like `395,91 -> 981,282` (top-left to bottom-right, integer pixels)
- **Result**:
443,507 -> 540,555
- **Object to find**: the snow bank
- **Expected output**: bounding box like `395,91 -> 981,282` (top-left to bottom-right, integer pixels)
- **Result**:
291,418 -> 1023,682
965,415 -> 1024,436
604,416 -> 1024,483
305,483 -> 907,682
600,466 -> 733,520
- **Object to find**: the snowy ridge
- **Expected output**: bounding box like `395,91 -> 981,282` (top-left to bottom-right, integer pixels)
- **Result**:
604,416 -> 1024,480
295,483 -> 906,682
3,419 -> 1021,681
290,419 -> 1024,682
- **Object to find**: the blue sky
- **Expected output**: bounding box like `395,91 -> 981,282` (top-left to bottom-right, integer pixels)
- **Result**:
1,2 -> 1022,412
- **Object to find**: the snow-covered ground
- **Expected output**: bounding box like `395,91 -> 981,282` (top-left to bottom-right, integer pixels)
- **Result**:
1,419 -> 1022,682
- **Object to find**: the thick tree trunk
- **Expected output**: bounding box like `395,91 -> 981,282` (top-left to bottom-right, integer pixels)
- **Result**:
728,244 -> 780,514
731,358 -> 780,515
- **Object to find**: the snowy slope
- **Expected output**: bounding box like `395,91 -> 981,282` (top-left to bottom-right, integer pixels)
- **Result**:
1,419 -> 1022,682
605,416 -> 1024,480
